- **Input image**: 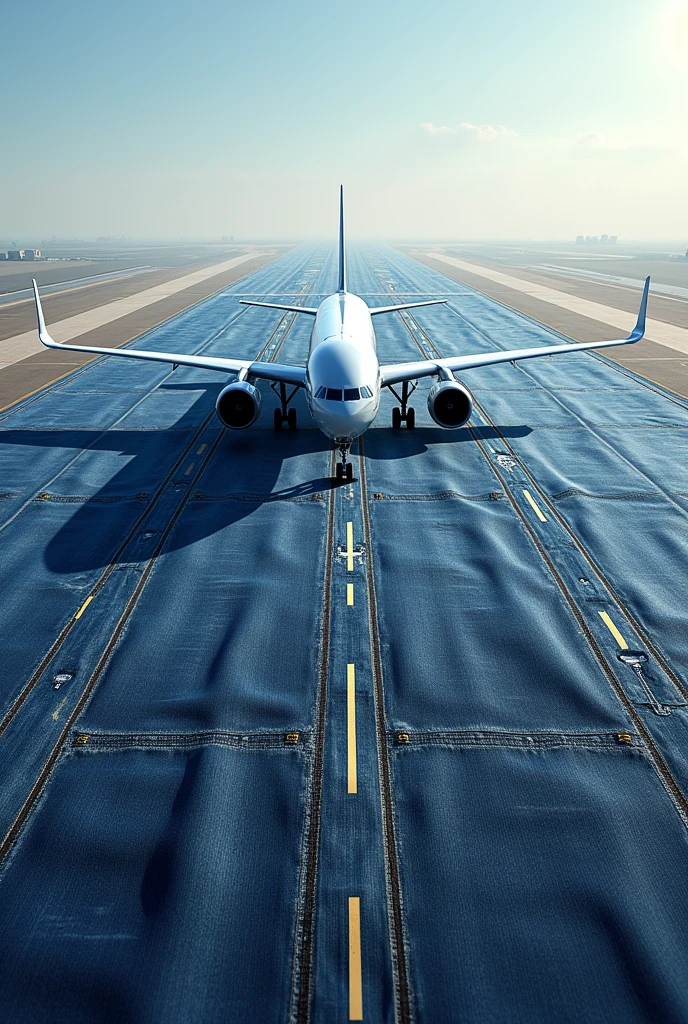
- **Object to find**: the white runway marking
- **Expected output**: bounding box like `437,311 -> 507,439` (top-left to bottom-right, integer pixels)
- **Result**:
0,253 -> 271,370
426,252 -> 688,357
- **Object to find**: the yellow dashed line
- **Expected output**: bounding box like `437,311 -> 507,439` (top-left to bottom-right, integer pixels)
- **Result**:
52,697 -> 67,722
346,522 -> 354,571
347,583 -> 354,606
196,443 -> 207,455
75,595 -> 94,620
184,462 -> 195,476
348,897 -> 363,1020
523,489 -> 548,522
599,611 -> 629,649
347,664 -> 357,794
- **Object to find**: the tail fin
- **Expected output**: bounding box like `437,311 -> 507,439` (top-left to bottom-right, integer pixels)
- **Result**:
338,185 -> 346,293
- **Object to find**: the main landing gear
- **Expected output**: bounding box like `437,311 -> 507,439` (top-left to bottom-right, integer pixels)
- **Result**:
272,382 -> 298,431
388,379 -> 417,429
335,442 -> 354,482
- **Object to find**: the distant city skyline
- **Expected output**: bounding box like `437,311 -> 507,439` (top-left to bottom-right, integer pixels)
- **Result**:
3,0 -> 687,240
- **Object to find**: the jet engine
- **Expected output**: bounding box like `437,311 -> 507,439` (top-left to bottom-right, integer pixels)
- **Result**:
215,381 -> 262,429
427,380 -> 473,428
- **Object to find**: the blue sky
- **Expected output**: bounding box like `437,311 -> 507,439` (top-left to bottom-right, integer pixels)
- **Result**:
3,0 -> 687,238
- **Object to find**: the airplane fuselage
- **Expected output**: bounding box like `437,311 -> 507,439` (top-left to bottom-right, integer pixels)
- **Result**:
306,291 -> 381,441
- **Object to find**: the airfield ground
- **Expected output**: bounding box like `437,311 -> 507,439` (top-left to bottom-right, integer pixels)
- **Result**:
0,246 -> 281,411
0,243 -> 687,1021
407,243 -> 688,399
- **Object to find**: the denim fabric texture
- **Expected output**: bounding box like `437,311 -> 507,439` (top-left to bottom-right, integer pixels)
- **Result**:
0,244 -> 686,1022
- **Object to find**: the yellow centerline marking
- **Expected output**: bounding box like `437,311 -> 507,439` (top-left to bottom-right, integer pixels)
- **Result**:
347,664 -> 358,794
599,611 -> 629,649
196,443 -> 207,455
523,488 -> 548,522
75,595 -> 94,620
346,521 -> 354,571
349,897 -> 363,1020
184,462 -> 195,476
52,697 -> 68,722
347,583 -> 354,606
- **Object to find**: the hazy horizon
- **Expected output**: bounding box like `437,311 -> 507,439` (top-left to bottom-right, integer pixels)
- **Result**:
4,0 -> 687,242
3,237 -> 688,248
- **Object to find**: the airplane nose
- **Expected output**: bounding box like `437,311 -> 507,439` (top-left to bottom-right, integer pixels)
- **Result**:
312,399 -> 375,440
327,406 -> 358,437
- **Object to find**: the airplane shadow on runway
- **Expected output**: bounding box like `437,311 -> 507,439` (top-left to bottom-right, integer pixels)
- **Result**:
364,423 -> 532,460
1,386 -> 532,574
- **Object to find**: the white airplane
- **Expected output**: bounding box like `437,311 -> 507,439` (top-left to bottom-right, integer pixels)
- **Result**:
33,188 -> 650,481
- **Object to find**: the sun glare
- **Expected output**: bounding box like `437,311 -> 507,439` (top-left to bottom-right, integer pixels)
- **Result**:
661,0 -> 688,68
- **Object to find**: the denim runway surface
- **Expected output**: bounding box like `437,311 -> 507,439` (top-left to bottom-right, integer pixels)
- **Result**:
0,245 -> 687,1023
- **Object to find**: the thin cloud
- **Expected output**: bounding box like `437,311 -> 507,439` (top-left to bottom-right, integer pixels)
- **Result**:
573,131 -> 673,158
420,121 -> 518,141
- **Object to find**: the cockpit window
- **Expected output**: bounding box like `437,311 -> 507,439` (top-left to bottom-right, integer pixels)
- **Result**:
317,386 -> 371,401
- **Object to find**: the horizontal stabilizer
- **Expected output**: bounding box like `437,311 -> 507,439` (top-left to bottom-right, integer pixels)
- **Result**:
240,300 -> 318,315
368,299 -> 447,316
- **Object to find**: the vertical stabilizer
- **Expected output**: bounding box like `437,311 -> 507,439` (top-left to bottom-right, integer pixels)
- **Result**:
338,185 -> 346,293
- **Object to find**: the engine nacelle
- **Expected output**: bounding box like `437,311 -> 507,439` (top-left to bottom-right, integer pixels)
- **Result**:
427,380 -> 473,428
215,381 -> 262,429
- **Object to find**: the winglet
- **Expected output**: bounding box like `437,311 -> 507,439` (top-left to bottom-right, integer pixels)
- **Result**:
32,279 -> 59,349
337,185 -> 346,293
628,276 -> 650,341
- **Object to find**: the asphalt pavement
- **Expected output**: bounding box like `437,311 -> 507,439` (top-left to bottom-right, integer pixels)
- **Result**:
0,244 -> 686,1022
410,247 -> 688,399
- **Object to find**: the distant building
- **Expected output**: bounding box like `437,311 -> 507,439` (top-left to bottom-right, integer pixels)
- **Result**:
23,249 -> 41,260
7,250 -> 24,261
578,234 -> 615,245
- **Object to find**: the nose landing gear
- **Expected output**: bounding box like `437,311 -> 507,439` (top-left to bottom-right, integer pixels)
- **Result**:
389,379 -> 417,429
335,441 -> 354,481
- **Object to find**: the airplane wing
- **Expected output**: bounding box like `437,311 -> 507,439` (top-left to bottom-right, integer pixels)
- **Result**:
368,299 -> 447,316
239,300 -> 318,315
33,281 -> 307,388
380,277 -> 649,387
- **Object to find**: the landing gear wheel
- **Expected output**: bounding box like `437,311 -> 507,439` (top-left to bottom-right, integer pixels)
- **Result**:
272,382 -> 298,432
388,380 -> 419,431
335,441 -> 352,482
